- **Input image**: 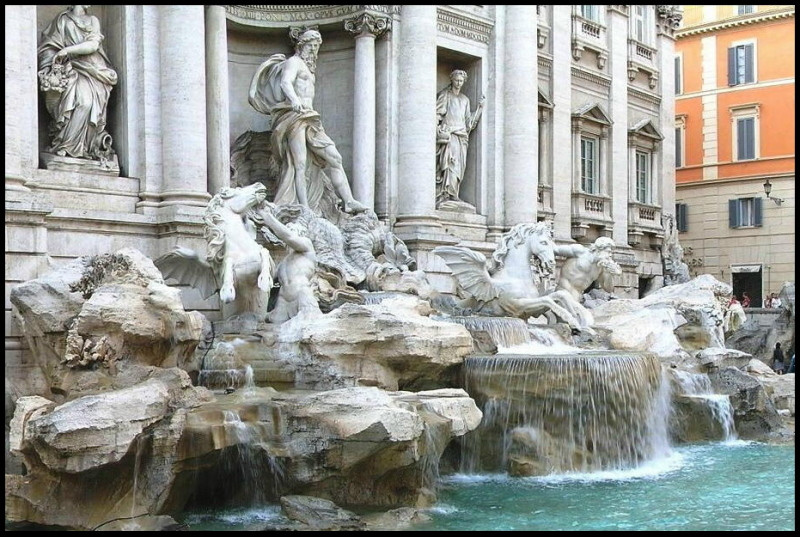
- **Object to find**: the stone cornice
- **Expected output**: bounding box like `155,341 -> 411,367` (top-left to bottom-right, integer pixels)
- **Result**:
538,56 -> 552,77
436,5 -> 494,44
628,86 -> 662,107
225,5 -> 399,28
676,7 -> 794,38
571,66 -> 611,88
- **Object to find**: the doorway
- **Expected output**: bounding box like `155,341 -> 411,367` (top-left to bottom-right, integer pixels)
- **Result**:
732,267 -> 763,307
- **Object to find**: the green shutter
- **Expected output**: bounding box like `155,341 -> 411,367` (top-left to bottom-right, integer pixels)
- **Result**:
754,196 -> 763,227
729,199 -> 739,228
744,44 -> 754,83
728,47 -> 737,85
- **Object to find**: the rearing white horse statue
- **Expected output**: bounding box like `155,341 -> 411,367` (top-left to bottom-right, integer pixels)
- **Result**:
435,222 -> 593,332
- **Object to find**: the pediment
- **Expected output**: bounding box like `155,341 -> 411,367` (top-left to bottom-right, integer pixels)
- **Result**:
572,103 -> 612,125
629,118 -> 663,140
538,90 -> 554,109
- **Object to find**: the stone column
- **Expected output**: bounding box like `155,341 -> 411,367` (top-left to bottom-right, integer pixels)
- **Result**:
346,13 -> 391,210
503,4 -> 539,227
657,8 -> 680,214
158,5 -> 210,208
550,7 -> 573,240
5,6 -> 28,191
608,5 -> 630,246
394,5 -> 440,233
205,5 -> 230,197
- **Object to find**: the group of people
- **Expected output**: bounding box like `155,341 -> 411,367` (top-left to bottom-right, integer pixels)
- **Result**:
763,292 -> 783,309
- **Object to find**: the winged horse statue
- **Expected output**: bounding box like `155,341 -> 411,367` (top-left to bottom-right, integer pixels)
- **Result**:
155,183 -> 275,320
434,222 -> 594,332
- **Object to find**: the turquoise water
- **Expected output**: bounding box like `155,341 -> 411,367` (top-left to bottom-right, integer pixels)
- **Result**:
183,442 -> 795,531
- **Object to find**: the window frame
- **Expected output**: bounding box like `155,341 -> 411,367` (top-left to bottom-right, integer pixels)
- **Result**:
631,5 -> 654,46
736,5 -> 755,15
729,197 -> 763,228
579,5 -> 602,23
674,53 -> 683,95
730,104 -> 760,162
635,150 -> 651,203
580,135 -> 600,194
675,115 -> 686,168
728,40 -> 757,86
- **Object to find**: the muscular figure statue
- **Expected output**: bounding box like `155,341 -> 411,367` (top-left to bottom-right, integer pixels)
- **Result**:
257,203 -> 322,323
553,237 -> 622,301
249,29 -> 367,215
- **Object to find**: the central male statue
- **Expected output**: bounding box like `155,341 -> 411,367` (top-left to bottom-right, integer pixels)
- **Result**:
249,29 -> 367,215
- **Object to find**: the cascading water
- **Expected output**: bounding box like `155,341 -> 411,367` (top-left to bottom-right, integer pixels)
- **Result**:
199,340 -> 256,391
461,351 -> 672,476
670,370 -> 737,441
444,316 -> 532,348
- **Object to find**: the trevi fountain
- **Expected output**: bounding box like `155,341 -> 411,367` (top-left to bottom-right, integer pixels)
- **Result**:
5,5 -> 794,532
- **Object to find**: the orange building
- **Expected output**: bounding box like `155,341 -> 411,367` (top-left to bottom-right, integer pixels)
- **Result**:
674,5 -> 794,306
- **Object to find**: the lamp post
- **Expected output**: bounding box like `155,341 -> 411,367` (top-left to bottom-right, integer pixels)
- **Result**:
763,179 -> 785,205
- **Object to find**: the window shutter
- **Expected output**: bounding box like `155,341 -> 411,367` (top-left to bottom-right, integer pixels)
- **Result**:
737,120 -> 745,160
754,196 -> 763,227
744,44 -> 754,83
674,56 -> 681,94
728,47 -> 737,85
729,199 -> 739,228
746,117 -> 755,159
675,127 -> 682,167
677,204 -> 688,232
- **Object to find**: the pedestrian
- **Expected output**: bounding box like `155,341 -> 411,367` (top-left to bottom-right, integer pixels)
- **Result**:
771,342 -> 785,375
771,293 -> 782,309
741,292 -> 751,308
788,352 -> 795,374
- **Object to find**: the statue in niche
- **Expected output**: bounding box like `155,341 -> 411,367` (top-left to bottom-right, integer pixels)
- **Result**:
435,69 -> 484,210
255,202 -> 323,323
37,5 -> 119,172
249,28 -> 368,217
661,214 -> 691,286
553,237 -> 623,301
155,183 -> 275,321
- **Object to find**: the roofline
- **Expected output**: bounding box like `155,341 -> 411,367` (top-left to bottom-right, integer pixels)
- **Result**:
676,7 -> 794,38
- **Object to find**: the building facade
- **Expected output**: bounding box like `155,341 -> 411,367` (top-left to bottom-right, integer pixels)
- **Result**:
5,6 -> 680,376
675,5 -> 795,305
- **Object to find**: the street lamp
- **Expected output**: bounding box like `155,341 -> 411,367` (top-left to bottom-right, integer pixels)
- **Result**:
763,179 -> 784,206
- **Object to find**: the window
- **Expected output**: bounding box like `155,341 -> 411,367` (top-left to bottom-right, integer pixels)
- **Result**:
635,150 -> 650,203
729,197 -> 763,228
728,43 -> 755,86
632,5 -> 653,45
674,55 -> 682,94
675,126 -> 683,167
580,5 -> 601,22
735,117 -> 756,160
580,136 -> 599,193
736,5 -> 755,15
676,203 -> 688,232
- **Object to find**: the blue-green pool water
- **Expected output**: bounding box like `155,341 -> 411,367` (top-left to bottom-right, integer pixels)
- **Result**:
183,441 -> 795,531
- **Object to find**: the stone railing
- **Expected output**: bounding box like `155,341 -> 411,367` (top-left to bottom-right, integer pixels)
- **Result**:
571,15 -> 608,68
571,192 -> 613,235
627,39 -> 659,88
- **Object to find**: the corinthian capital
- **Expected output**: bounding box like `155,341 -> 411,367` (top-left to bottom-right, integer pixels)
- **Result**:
345,12 -> 391,38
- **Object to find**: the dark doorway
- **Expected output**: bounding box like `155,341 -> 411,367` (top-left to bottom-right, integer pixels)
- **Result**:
638,277 -> 654,299
732,269 -> 763,307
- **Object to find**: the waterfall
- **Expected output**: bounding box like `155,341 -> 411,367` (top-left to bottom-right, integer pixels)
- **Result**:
199,341 -> 255,391
461,351 -> 672,476
671,370 -> 737,441
445,316 -> 532,348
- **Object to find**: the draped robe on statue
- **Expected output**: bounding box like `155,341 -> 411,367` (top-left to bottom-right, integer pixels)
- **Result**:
435,88 -> 481,205
37,9 -> 118,159
249,54 -> 336,214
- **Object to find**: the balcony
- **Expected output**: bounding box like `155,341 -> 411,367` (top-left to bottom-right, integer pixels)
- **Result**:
571,192 -> 612,239
627,39 -> 659,89
627,201 -> 664,247
572,15 -> 608,69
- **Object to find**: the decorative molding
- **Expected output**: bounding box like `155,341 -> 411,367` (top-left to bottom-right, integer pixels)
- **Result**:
676,6 -> 794,37
607,5 -> 629,17
537,25 -> 549,49
344,12 -> 391,38
436,6 -> 494,44
655,5 -> 683,37
628,86 -> 662,107
537,56 -> 552,77
225,5 -> 399,28
571,66 -> 611,89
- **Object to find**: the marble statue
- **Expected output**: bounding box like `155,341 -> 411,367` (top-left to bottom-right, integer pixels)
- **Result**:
435,69 -> 484,209
554,237 -> 622,301
155,183 -> 275,320
37,5 -> 119,169
435,222 -> 593,332
249,28 -> 368,216
256,202 -> 322,323
662,214 -> 691,286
